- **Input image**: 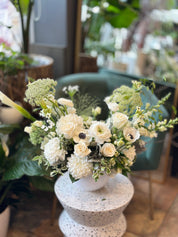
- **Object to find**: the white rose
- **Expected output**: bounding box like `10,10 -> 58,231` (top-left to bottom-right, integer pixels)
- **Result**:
89,121 -> 111,144
101,143 -> 116,157
44,137 -> 66,165
74,142 -> 91,158
57,98 -> 74,107
112,112 -> 128,130
67,154 -> 93,179
56,114 -> 83,139
123,127 -> 140,143
107,102 -> 119,112
123,146 -> 136,161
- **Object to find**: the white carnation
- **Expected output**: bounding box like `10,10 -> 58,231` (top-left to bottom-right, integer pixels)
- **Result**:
89,121 -> 111,144
67,155 -> 93,179
44,137 -> 66,165
74,142 -> 91,158
123,146 -> 136,161
101,143 -> 116,157
123,127 -> 140,143
112,112 -> 128,130
56,114 -> 83,139
67,107 -> 76,114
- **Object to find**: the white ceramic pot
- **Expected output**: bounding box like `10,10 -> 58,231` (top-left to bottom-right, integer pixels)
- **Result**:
0,206 -> 10,237
72,173 -> 110,192
0,106 -> 23,124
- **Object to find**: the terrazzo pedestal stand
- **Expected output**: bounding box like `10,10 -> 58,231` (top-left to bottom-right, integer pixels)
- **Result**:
55,172 -> 134,237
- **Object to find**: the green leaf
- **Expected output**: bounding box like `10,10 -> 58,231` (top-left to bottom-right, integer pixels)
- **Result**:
3,137 -> 47,181
172,105 -> 177,115
0,124 -> 20,134
107,8 -> 138,28
69,173 -> 79,183
107,5 -> 120,13
29,176 -> 55,192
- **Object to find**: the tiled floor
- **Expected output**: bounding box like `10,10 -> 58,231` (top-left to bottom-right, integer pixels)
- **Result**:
7,172 -> 178,237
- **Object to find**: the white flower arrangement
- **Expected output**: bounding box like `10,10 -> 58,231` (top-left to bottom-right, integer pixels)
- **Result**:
0,79 -> 178,182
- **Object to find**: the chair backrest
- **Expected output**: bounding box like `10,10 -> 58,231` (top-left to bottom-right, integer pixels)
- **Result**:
55,72 -> 169,171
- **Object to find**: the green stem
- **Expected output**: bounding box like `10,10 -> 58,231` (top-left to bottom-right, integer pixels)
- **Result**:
0,183 -> 12,205
18,0 -> 34,54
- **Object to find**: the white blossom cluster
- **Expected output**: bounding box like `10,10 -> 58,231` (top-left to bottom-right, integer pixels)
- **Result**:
23,79 -> 178,181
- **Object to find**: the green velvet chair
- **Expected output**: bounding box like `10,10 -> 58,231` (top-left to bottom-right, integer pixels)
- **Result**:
55,72 -> 169,219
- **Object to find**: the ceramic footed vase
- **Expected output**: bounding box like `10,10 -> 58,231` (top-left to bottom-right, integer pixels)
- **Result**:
72,173 -> 110,192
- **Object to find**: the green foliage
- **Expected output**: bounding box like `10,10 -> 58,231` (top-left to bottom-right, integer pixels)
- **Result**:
82,0 -> 140,55
0,126 -> 52,212
3,137 -> 48,181
29,176 -> 54,192
0,43 -> 33,75
0,124 -> 20,134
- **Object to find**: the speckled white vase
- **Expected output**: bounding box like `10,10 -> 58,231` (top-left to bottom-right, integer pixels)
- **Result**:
73,173 -> 110,192
55,172 -> 134,237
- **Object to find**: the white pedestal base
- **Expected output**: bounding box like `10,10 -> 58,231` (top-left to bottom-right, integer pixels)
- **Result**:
59,210 -> 126,237
55,172 -> 134,237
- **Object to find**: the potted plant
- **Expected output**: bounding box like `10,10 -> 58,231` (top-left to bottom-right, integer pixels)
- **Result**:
0,122 -> 54,237
0,1 -> 53,106
80,0 -> 140,70
10,0 -> 54,77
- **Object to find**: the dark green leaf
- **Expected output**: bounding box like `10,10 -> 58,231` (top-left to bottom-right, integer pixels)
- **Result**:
0,124 -> 20,134
29,176 -> 55,192
3,137 -> 47,181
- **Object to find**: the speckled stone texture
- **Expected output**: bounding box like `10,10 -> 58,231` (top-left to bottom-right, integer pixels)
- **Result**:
55,172 -> 134,237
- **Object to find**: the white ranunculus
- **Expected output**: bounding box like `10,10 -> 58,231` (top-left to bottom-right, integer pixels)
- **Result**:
56,114 -> 83,139
44,137 -> 66,165
112,112 -> 128,130
74,142 -> 91,158
123,146 -> 136,161
89,121 -> 111,144
123,127 -> 140,143
101,143 -> 116,157
57,98 -> 74,107
107,102 -> 119,112
67,155 -> 93,179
